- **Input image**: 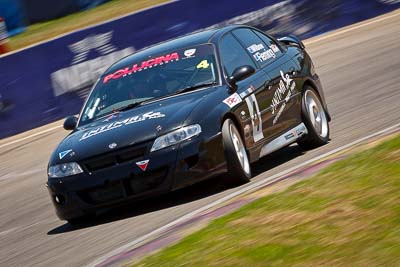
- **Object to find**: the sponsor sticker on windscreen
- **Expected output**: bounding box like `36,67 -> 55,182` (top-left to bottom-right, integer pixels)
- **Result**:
102,45 -> 214,84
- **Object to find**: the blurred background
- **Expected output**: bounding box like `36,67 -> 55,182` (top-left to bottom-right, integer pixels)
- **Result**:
0,0 -> 399,139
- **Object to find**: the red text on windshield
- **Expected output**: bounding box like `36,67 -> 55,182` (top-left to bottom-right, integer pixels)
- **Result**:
103,52 -> 179,83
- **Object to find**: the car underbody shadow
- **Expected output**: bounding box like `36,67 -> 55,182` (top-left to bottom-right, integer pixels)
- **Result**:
48,144 -> 305,235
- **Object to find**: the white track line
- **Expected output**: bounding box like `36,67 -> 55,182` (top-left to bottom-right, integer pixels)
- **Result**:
0,125 -> 62,150
2,9 -> 398,150
88,122 -> 400,267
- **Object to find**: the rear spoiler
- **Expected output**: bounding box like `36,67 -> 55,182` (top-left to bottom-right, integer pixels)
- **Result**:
278,35 -> 305,49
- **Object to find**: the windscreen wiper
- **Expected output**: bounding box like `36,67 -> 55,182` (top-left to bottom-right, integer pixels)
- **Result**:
173,81 -> 218,95
92,101 -> 144,122
116,101 -> 145,112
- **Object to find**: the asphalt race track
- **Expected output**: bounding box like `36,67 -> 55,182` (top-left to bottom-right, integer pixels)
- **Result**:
1,10 -> 399,267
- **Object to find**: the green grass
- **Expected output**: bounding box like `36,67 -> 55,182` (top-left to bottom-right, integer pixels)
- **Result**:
134,135 -> 400,267
8,0 -> 169,51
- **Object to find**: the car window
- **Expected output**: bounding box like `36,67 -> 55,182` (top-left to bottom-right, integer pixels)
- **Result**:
79,44 -> 218,125
232,28 -> 281,66
219,33 -> 256,76
253,30 -> 283,58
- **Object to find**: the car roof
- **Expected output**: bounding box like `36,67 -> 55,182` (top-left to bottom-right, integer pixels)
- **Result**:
105,25 -> 240,74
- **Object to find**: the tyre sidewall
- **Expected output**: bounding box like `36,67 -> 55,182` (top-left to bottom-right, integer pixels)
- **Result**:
300,87 -> 330,146
221,119 -> 251,184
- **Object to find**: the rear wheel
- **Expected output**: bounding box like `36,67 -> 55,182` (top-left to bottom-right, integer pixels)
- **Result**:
222,119 -> 251,185
298,87 -> 330,149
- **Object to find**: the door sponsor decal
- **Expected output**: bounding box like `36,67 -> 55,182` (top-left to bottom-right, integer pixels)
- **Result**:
247,43 -> 264,53
270,44 -> 280,53
253,48 -> 276,62
247,43 -> 277,63
243,86 -> 264,142
223,93 -> 242,108
259,123 -> 307,158
271,71 -> 296,125
239,85 -> 255,99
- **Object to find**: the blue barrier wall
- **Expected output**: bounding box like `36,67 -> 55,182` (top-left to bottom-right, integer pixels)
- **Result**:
0,0 -> 399,139
0,0 -> 26,36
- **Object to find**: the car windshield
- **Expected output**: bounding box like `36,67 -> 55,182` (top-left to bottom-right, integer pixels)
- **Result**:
79,44 -> 218,125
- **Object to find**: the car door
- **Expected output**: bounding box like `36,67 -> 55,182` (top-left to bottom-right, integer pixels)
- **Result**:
228,28 -> 292,141
219,32 -> 271,149
251,29 -> 302,139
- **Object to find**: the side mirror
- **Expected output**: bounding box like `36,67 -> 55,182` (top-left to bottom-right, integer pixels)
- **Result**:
227,65 -> 256,91
278,35 -> 305,49
63,116 -> 78,131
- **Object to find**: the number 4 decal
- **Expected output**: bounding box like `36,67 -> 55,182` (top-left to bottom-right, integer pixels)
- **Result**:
244,90 -> 264,142
196,60 -> 209,69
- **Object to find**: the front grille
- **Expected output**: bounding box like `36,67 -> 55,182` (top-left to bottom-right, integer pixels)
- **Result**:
129,167 -> 168,194
77,167 -> 168,205
80,143 -> 148,172
79,182 -> 125,205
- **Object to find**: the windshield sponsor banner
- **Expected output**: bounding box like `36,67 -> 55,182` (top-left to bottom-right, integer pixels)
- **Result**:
102,44 -> 213,84
80,111 -> 165,141
103,52 -> 179,84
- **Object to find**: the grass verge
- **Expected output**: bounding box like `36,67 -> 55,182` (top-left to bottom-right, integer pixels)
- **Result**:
134,134 -> 400,266
8,0 -> 169,51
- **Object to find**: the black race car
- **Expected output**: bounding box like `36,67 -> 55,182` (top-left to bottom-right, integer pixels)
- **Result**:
47,25 -> 331,223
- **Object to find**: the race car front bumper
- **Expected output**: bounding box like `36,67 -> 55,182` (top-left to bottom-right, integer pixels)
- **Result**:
47,133 -> 226,221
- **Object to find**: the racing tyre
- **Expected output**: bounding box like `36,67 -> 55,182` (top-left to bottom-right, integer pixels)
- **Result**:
298,86 -> 330,149
222,119 -> 251,185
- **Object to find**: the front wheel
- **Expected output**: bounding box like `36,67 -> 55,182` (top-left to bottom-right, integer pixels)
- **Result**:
222,119 -> 251,185
297,87 -> 330,149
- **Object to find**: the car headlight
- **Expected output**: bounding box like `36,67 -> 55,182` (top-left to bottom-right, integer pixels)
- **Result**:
48,162 -> 83,178
151,124 -> 202,152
